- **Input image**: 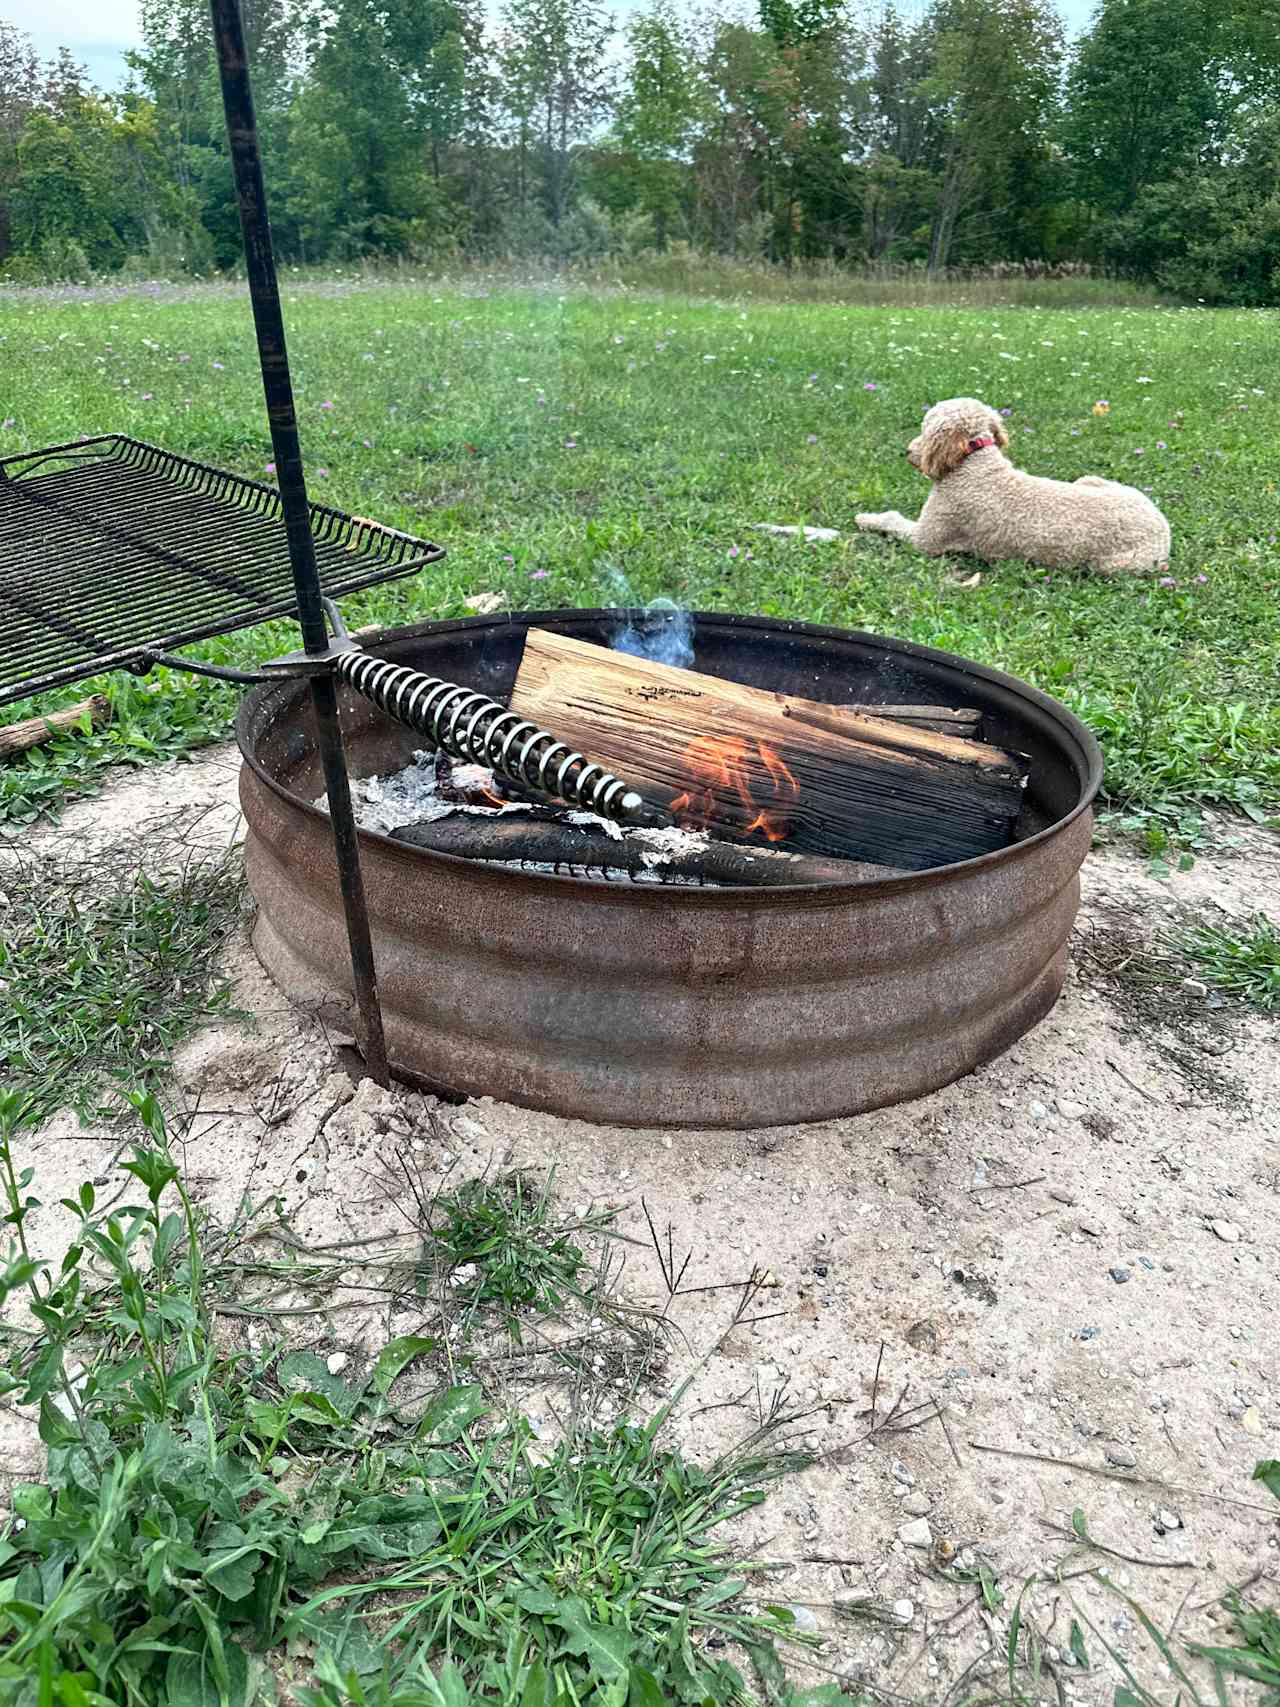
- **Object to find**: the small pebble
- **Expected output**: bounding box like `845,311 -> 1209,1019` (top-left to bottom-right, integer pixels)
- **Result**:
1079,1220 -> 1103,1238
893,1599 -> 915,1623
1106,1445 -> 1138,1468
785,1605 -> 819,1633
452,1114 -> 488,1142
891,1458 -> 914,1485
901,1491 -> 932,1517
1182,977 -> 1208,996
1028,1100 -> 1049,1120
1157,1509 -> 1182,1531
1110,1267 -> 1131,1284
325,1352 -> 349,1376
1242,1407 -> 1263,1437
1049,1187 -> 1077,1205
1211,1219 -> 1241,1243
898,1517 -> 933,1548
1056,1098 -> 1086,1120
1079,1326 -> 1101,1341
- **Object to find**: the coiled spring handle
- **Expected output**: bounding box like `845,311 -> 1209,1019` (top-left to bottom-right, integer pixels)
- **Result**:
318,602 -> 665,828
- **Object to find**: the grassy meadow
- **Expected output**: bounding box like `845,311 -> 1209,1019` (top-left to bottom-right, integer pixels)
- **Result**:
1,278 -> 1278,842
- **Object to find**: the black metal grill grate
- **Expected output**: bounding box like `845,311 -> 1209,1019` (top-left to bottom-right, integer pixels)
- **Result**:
0,435 -> 445,708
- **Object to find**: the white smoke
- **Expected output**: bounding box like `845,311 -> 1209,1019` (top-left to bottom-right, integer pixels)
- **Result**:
605,567 -> 695,669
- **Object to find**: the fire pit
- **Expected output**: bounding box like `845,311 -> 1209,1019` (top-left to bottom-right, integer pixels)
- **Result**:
238,609 -> 1101,1129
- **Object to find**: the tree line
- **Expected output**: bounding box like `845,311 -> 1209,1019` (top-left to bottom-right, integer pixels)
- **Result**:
2,0 -> 1279,303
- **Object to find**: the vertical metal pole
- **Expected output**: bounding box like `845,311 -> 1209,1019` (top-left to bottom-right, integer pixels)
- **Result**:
209,0 -> 390,1085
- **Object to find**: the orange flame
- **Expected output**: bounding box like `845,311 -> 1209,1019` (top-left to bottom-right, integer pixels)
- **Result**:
670,735 -> 799,843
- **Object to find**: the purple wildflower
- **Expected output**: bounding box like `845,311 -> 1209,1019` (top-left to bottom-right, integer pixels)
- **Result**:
1156,440 -> 1167,450
265,462 -> 275,475
1000,407 -> 1013,417
1159,576 -> 1176,587
530,569 -> 549,580
863,381 -> 879,392
1195,574 -> 1208,584
806,434 -> 818,444
212,361 -> 225,370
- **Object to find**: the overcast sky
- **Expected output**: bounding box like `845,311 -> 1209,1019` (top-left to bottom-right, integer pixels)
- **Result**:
5,0 -> 1096,91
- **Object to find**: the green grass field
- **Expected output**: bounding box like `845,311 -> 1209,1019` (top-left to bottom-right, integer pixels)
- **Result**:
2,280 -> 1277,836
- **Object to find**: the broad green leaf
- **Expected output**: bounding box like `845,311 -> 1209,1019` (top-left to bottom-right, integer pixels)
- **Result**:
627,1669 -> 667,1707
694,1577 -> 744,1610
371,1334 -> 437,1396
514,1588 -> 561,1617
204,1545 -> 263,1603
1253,1460 -> 1280,1502
36,1397 -> 80,1450
278,1351 -> 358,1416
551,1598 -> 634,1682
521,1662 -> 552,1707
164,1640 -> 250,1707
416,1384 -> 486,1444
21,1342 -> 64,1406
12,1485 -> 51,1523
1071,1508 -> 1089,1539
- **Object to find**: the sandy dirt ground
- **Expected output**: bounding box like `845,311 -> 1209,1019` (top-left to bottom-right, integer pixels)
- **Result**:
3,742 -> 1277,1703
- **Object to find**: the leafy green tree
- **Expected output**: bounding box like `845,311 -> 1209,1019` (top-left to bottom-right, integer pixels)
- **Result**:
919,0 -> 1062,270
497,0 -> 614,228
1100,107 -> 1280,303
607,0 -> 704,246
1061,0 -> 1232,215
130,0 -> 304,266
287,0 -> 468,258
9,95 -> 145,270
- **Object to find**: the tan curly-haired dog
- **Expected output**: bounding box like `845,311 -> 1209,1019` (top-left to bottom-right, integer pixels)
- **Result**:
855,398 -> 1171,573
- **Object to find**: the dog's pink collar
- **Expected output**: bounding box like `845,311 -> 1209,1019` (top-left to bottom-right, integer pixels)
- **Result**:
966,435 -> 997,455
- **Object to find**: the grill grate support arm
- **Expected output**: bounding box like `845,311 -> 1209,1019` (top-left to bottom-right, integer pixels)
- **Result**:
209,0 -> 390,1085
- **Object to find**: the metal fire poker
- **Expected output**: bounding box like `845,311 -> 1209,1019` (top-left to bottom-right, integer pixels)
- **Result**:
208,0 -> 391,1084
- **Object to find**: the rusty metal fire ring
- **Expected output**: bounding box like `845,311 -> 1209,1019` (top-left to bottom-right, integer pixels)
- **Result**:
237,609 -> 1103,1129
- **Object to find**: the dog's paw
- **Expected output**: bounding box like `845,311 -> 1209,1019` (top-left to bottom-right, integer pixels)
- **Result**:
855,512 -> 882,530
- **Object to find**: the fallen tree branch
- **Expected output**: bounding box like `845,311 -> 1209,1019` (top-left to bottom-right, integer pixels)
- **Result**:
0,695 -> 110,757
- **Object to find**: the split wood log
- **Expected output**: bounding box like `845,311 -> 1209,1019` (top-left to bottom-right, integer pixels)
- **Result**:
390,809 -> 902,886
0,694 -> 110,758
508,629 -> 1029,871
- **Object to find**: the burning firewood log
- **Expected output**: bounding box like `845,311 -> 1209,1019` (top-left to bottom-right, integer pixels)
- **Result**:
389,809 -> 902,886
508,629 -> 1029,871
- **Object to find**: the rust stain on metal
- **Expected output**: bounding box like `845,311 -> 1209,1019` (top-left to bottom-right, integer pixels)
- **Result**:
237,610 -> 1102,1130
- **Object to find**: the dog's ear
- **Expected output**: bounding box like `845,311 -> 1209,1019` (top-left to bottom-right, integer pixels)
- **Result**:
919,420 -> 973,482
990,416 -> 1010,450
